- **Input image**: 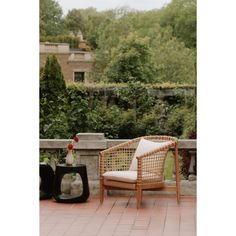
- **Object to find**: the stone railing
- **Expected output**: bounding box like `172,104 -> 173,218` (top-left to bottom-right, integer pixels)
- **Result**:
40,133 -> 197,195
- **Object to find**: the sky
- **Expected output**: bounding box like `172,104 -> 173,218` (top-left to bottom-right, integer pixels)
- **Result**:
57,0 -> 172,14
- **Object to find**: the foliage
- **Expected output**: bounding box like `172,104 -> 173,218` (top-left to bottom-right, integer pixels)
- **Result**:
84,3 -> 196,84
65,9 -> 85,36
137,101 -> 170,136
65,85 -> 90,135
165,106 -> 187,137
40,95 -> 69,139
151,37 -> 196,84
40,150 -> 67,165
158,0 -> 196,49
40,35 -> 80,48
105,34 -> 155,83
40,80 -> 196,140
181,95 -> 196,138
86,103 -> 123,139
40,0 -> 67,36
118,109 -> 137,138
40,55 -> 68,138
40,55 -> 66,102
67,81 -> 195,90
114,81 -> 155,115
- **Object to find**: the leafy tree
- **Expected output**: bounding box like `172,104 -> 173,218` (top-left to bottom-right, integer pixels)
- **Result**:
158,0 -> 196,49
88,5 -> 196,84
40,0 -> 67,36
65,9 -> 85,36
64,8 -> 118,49
152,37 -> 196,84
105,33 -> 154,83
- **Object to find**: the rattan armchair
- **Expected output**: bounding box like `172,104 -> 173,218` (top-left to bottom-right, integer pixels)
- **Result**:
99,135 -> 180,208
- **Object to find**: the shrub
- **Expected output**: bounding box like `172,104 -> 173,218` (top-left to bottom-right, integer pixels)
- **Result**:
40,55 -> 68,138
40,81 -> 196,140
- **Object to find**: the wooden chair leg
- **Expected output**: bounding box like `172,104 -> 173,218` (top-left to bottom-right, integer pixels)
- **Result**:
136,186 -> 142,209
100,178 -> 104,204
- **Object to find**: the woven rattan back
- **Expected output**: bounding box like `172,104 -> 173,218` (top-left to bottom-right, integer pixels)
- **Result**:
139,149 -> 168,182
137,135 -> 176,182
103,147 -> 135,172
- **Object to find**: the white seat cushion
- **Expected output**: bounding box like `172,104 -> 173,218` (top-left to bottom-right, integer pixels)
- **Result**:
129,138 -> 172,171
103,170 -> 162,183
103,171 -> 137,183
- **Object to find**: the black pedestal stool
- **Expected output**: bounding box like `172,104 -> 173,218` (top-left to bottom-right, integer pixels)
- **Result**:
53,164 -> 90,203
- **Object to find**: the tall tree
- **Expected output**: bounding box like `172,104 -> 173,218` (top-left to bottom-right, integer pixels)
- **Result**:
40,55 -> 68,138
40,55 -> 66,101
65,9 -> 85,36
158,0 -> 196,49
105,33 -> 154,83
40,0 -> 67,36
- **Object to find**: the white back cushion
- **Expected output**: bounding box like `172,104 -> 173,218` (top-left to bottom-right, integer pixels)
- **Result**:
129,138 -> 172,171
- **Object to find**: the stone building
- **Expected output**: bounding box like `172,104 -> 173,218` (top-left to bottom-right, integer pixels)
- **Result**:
40,41 -> 94,83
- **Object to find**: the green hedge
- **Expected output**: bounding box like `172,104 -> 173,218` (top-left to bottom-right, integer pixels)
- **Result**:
40,82 -> 196,140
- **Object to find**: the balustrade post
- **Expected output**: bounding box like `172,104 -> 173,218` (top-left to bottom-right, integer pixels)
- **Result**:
188,150 -> 196,181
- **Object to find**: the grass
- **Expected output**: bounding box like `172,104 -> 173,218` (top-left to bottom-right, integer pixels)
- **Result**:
164,152 -> 175,180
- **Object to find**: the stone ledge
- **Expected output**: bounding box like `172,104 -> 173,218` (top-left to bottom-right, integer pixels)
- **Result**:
40,137 -> 196,150
77,133 -> 105,140
106,139 -> 196,150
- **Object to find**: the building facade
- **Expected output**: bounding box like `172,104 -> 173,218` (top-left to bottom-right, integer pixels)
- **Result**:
40,42 -> 94,83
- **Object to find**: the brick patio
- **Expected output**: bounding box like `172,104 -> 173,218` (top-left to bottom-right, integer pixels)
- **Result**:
40,195 -> 196,236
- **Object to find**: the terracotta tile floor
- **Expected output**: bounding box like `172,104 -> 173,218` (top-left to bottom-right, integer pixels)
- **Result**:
40,195 -> 196,236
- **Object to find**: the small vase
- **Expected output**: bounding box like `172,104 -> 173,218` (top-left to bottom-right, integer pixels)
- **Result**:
65,150 -> 74,165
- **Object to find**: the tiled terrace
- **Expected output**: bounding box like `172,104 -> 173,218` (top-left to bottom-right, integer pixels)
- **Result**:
40,195 -> 196,236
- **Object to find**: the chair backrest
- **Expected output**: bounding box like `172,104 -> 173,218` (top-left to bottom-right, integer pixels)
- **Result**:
100,135 -> 177,174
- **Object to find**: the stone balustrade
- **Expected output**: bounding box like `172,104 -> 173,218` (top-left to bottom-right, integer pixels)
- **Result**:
40,133 -> 197,195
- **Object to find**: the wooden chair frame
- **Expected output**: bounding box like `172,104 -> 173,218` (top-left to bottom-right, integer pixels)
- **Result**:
99,135 -> 180,208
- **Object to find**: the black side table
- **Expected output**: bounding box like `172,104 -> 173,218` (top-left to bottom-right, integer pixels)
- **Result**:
40,163 -> 54,200
53,164 -> 90,203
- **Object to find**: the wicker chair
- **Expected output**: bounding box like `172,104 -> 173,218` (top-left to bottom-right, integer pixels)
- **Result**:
99,135 -> 180,208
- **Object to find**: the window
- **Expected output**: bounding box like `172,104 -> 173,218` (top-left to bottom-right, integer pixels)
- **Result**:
74,72 -> 85,82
